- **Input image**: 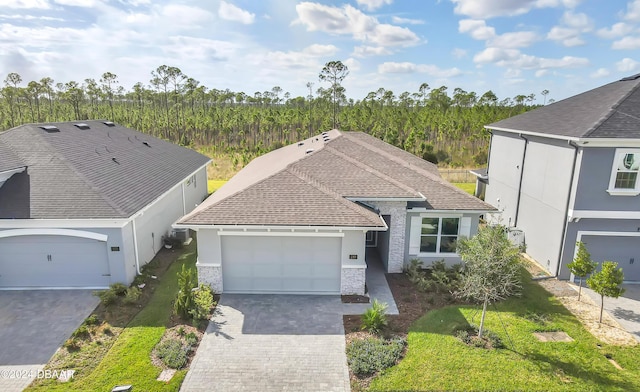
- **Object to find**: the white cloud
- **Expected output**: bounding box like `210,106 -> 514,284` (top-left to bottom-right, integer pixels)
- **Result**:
355,0 -> 393,11
294,2 -> 420,48
352,45 -> 392,57
303,44 -> 339,56
612,36 -> 640,49
616,57 -> 640,72
623,0 -> 640,22
249,44 -> 338,70
535,69 -> 549,77
590,68 -> 610,78
489,31 -> 538,48
343,57 -> 361,71
450,0 -> 582,19
378,61 -> 462,77
218,1 -> 255,25
597,22 -> 634,39
561,10 -> 591,29
474,47 -> 589,70
163,36 -> 239,61
547,11 -> 592,47
504,68 -> 521,78
458,19 -> 495,40
0,14 -> 64,21
53,0 -> 97,6
451,48 -> 467,58
3,0 -> 49,8
391,16 -> 424,25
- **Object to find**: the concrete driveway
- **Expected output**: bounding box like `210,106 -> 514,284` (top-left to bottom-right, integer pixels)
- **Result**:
180,295 -> 351,392
583,284 -> 640,343
0,290 -> 99,391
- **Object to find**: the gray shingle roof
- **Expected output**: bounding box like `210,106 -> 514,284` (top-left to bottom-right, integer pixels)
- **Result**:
0,140 -> 25,173
487,74 -> 640,139
179,130 -> 494,227
0,121 -> 210,219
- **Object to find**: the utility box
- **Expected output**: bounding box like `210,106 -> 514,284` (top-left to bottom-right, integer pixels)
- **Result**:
507,228 -> 525,248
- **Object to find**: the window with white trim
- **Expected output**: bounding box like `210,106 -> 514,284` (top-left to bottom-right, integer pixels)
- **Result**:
420,217 -> 459,253
608,149 -> 640,196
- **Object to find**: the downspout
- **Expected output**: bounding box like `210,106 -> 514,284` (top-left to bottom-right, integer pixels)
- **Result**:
555,141 -> 579,277
132,218 -> 142,275
513,134 -> 529,227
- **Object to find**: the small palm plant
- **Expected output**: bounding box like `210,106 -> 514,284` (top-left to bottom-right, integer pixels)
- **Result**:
361,299 -> 388,334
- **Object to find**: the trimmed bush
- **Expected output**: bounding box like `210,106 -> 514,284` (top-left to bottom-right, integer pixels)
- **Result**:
109,282 -> 128,296
185,332 -> 198,347
346,337 -> 406,375
63,338 -> 80,351
94,289 -> 118,306
361,299 -> 388,334
189,284 -> 214,321
84,314 -> 100,326
71,325 -> 91,339
123,286 -> 142,305
155,339 -> 189,369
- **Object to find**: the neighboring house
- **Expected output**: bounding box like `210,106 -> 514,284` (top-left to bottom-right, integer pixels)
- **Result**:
175,130 -> 494,295
484,74 -> 640,282
0,121 -> 210,289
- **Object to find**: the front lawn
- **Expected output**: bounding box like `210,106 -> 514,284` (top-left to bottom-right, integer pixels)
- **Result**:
452,182 -> 475,194
29,247 -> 198,392
369,272 -> 640,391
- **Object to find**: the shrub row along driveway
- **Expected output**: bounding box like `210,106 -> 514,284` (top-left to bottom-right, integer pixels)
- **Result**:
180,294 -> 350,392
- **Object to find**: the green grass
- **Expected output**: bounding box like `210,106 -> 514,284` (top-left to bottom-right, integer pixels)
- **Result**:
207,180 -> 227,194
453,182 -> 475,195
30,249 -> 197,392
370,271 -> 640,391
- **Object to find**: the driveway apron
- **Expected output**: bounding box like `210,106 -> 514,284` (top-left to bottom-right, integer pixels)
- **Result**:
583,284 -> 640,343
181,294 -> 351,392
0,290 -> 99,392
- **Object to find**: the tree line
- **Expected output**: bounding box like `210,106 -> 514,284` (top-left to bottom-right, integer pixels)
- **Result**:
0,63 -> 547,167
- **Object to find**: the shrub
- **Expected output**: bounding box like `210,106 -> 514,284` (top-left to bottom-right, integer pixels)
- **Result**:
346,337 -> 406,375
63,338 -> 80,351
109,282 -> 128,296
123,286 -> 142,305
361,299 -> 388,334
155,339 -> 189,369
189,284 -> 214,321
177,326 -> 185,336
174,265 -> 197,319
132,274 -> 147,286
185,332 -> 198,347
94,289 -> 118,306
103,327 -> 112,336
72,325 -> 91,339
84,314 -> 100,326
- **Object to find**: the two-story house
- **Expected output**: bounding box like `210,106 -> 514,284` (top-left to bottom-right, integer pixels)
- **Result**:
484,74 -> 640,282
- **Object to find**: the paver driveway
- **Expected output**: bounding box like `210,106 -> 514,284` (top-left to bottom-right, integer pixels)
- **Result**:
180,295 -> 351,392
0,290 -> 99,392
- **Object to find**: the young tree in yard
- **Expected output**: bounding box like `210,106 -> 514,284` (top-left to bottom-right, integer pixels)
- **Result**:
587,261 -> 625,323
567,241 -> 597,301
455,225 -> 522,338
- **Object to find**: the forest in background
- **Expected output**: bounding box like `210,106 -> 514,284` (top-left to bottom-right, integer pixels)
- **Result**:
0,64 -> 546,172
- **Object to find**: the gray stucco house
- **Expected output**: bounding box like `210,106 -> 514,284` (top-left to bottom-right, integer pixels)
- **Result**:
175,130 -> 494,295
0,121 -> 210,289
484,74 -> 640,282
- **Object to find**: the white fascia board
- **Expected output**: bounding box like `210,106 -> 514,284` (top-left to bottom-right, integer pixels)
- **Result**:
0,166 -> 26,182
0,219 -> 129,229
346,196 -> 425,202
0,286 -> 109,291
577,230 -> 640,240
485,126 -> 579,142
130,161 -> 210,221
218,231 -> 345,237
576,139 -> 640,148
0,228 -> 108,241
173,223 -> 388,232
569,210 -> 640,220
406,208 -> 494,214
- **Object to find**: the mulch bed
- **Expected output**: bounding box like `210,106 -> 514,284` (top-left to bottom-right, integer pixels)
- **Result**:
342,295 -> 370,304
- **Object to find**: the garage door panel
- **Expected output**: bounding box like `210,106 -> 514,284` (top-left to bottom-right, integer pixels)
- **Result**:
222,236 -> 341,294
0,235 -> 110,288
580,235 -> 639,282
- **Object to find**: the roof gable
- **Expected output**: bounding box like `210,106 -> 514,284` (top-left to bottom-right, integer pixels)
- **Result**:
487,75 -> 640,139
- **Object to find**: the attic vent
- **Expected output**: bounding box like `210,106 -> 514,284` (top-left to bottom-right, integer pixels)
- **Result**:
103,121 -> 115,127
142,141 -> 151,147
298,142 -> 304,146
39,125 -> 59,132
306,149 -> 314,154
322,132 -> 328,135
324,138 -> 330,142
620,73 -> 640,81
74,123 -> 90,130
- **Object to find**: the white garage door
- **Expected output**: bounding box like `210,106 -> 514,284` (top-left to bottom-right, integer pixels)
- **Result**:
580,235 -> 639,281
221,236 -> 341,294
0,235 -> 111,288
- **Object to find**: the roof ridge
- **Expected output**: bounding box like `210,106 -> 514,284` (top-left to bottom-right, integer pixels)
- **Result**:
584,79 -> 640,138
323,145 -> 421,197
286,165 -> 382,225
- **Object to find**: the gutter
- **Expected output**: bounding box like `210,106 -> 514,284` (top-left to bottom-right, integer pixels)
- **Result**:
513,134 -> 529,227
555,140 -> 579,277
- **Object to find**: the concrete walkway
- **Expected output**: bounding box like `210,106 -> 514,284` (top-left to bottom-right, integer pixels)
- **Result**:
0,290 -> 99,392
582,284 -> 640,343
343,249 -> 399,315
180,295 -> 351,392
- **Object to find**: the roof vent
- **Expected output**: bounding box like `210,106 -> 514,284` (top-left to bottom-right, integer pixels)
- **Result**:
620,73 -> 640,81
103,121 -> 115,127
111,157 -> 119,164
142,141 -> 151,147
298,142 -> 304,146
39,125 -> 59,132
74,123 -> 90,130
324,138 -> 330,142
306,149 -> 314,154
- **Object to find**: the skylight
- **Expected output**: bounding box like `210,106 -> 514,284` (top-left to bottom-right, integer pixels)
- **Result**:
74,123 -> 90,130
103,121 -> 115,127
39,125 -> 59,132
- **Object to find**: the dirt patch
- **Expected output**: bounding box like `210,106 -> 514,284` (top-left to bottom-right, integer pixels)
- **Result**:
533,331 -> 574,342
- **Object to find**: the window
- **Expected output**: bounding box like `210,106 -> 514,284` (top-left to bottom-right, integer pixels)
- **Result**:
420,217 -> 459,253
608,149 -> 640,196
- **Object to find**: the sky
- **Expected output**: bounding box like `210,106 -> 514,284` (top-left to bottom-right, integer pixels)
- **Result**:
0,0 -> 639,104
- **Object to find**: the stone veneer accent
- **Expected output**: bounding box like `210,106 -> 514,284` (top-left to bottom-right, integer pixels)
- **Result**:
341,265 -> 366,295
368,201 -> 407,273
197,261 -> 223,293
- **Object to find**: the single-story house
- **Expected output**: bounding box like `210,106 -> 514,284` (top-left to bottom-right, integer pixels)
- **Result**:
175,130 -> 495,295
483,74 -> 640,281
0,121 -> 210,289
